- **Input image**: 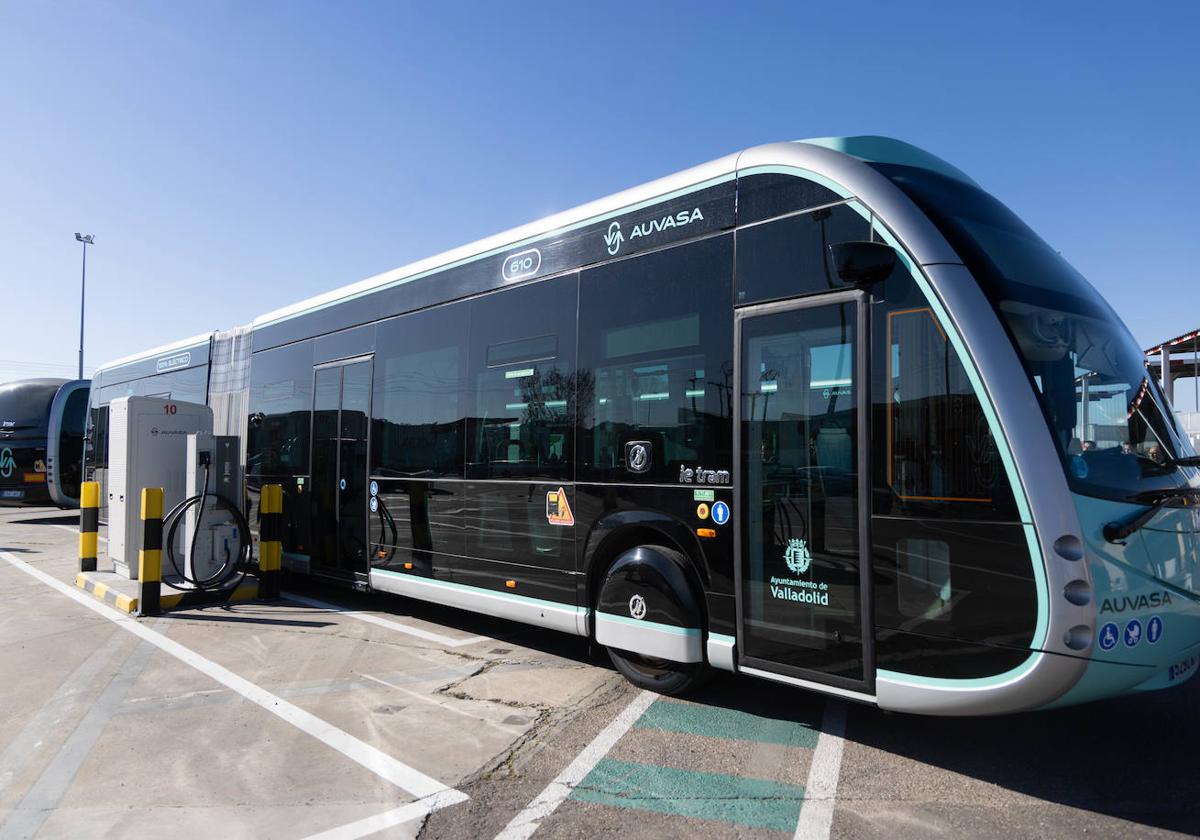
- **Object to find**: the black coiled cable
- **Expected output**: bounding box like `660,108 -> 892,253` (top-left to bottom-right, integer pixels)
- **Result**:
374,492 -> 397,565
162,464 -> 253,591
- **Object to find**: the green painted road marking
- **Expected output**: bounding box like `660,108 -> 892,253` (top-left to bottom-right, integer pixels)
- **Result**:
635,699 -> 820,748
571,758 -> 804,831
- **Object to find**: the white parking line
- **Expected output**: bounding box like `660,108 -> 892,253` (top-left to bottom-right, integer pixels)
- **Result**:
300,790 -> 467,840
0,550 -> 467,806
793,699 -> 847,840
45,525 -> 490,650
284,591 -> 491,648
362,673 -> 526,736
494,689 -> 658,840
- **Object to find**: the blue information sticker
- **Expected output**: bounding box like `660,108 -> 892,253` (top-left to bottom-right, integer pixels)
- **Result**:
370,480 -> 379,497
1146,615 -> 1163,645
1124,618 -> 1143,648
711,501 -> 730,526
370,497 -> 378,513
339,478 -> 347,491
1098,622 -> 1119,651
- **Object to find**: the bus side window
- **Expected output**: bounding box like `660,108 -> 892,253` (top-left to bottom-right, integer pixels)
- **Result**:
60,388 -> 89,496
373,302 -> 467,479
247,341 -> 314,479
878,301 -> 1016,519
735,202 -> 869,306
467,274 -> 578,481
578,235 -> 733,484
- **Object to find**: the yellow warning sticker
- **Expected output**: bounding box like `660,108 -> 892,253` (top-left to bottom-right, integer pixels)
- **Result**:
696,502 -> 710,520
546,486 -> 575,526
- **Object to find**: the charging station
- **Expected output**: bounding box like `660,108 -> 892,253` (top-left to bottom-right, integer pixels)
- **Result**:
107,396 -> 213,578
182,433 -> 243,585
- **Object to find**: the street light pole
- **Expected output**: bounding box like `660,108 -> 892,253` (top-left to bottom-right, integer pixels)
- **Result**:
75,233 -> 94,380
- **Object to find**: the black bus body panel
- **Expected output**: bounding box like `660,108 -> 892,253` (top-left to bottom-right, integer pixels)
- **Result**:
241,168 -> 1040,686
0,442 -> 52,505
252,183 -> 737,352
597,545 -> 705,630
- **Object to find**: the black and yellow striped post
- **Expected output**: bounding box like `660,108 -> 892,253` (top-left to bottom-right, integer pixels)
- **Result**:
258,483 -> 283,599
137,487 -> 165,617
79,481 -> 100,572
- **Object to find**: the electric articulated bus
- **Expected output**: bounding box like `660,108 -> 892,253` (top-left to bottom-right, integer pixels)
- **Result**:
91,137 -> 1200,714
0,377 -> 90,507
84,328 -> 248,522
85,333 -> 213,521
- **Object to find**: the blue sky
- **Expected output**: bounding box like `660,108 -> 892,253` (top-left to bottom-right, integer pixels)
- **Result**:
1,2 -> 1197,403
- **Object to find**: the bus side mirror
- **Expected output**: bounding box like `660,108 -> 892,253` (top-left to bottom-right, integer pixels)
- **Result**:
829,241 -> 897,286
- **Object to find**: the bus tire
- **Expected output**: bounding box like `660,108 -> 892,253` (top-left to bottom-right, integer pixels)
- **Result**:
607,647 -> 710,696
595,544 -> 711,696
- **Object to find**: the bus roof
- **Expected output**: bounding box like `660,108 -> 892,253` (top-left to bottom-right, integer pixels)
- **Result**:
799,136 -> 980,187
0,377 -> 69,390
250,136 -> 967,335
93,331 -> 214,377
251,149 -> 743,331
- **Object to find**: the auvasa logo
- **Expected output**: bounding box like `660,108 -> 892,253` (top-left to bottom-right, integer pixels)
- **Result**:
602,208 -> 704,255
604,222 -> 624,255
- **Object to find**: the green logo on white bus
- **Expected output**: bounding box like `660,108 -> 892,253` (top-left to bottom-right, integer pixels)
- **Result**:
0,447 -> 13,479
784,538 -> 811,575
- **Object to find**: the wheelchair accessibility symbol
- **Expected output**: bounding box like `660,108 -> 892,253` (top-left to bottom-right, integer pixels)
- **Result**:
1098,622 -> 1119,652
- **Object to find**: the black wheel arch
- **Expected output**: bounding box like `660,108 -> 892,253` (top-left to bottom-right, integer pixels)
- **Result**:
582,509 -> 711,637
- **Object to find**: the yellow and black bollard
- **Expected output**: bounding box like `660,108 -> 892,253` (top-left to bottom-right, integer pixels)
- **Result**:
258,483 -> 283,599
137,487 -> 164,617
79,481 -> 100,572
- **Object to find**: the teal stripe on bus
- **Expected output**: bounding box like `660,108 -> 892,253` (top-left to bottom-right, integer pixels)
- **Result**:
571,758 -> 804,831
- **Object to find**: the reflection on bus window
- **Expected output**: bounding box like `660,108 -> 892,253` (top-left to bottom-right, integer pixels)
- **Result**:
373,303 -> 466,478
872,160 -> 1198,502
1001,298 -> 1194,498
468,275 -> 577,480
246,343 -> 312,478
896,537 -> 952,621
888,308 -> 1000,504
580,235 -> 732,483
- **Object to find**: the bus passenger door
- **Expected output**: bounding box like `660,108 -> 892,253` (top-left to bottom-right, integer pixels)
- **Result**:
735,291 -> 874,696
310,357 -> 372,581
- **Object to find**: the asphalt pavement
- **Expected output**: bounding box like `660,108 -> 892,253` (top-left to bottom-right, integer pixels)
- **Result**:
0,505 -> 1197,839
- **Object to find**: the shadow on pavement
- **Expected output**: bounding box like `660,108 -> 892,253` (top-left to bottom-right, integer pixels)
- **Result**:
611,666 -> 1199,833
836,674 -> 1200,833
685,671 -> 829,724
9,514 -> 79,526
164,610 -> 337,628
279,574 -> 602,668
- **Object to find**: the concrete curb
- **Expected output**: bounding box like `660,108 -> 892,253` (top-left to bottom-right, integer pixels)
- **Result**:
73,572 -> 260,614
74,572 -> 137,613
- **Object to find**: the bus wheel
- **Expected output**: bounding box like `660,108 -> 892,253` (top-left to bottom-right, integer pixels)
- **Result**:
607,648 -> 710,695
594,544 -> 711,696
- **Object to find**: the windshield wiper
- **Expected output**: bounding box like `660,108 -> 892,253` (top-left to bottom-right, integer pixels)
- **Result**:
1104,487 -> 1200,543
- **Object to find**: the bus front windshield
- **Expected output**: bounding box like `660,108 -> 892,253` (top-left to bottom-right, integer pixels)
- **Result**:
0,382 -> 58,439
873,163 -> 1199,503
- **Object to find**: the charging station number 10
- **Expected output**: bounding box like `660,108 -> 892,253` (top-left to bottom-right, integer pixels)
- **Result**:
163,403 -> 178,415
